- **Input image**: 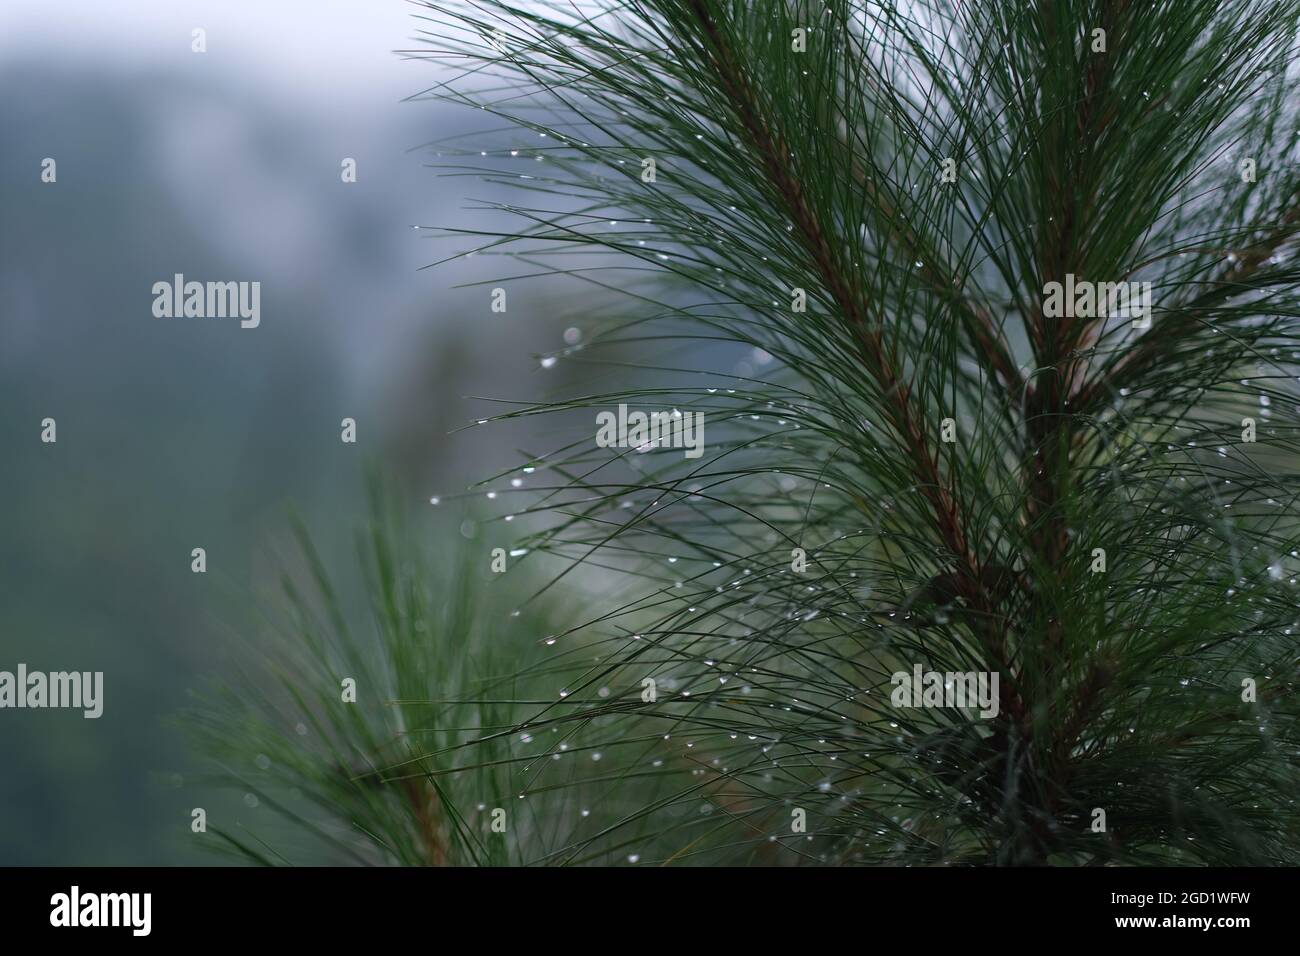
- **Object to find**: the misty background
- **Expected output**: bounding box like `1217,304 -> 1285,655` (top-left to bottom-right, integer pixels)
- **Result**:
0,1 -> 594,864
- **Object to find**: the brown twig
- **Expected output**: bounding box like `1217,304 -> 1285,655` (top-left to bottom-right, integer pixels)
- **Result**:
684,8 -> 987,581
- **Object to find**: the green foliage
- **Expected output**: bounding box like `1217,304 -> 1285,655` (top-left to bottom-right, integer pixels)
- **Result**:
413,0 -> 1300,864
185,479 -> 526,866
194,0 -> 1300,866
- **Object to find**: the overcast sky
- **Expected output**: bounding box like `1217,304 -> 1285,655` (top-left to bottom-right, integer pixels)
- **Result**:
0,0 -> 430,112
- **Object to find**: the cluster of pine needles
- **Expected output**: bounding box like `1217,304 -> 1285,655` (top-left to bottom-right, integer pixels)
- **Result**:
191,0 -> 1300,865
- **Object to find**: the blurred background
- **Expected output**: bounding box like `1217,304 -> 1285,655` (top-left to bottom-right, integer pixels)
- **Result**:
0,0 -> 586,864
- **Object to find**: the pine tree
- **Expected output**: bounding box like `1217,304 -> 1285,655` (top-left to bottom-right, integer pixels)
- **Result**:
196,0 -> 1300,865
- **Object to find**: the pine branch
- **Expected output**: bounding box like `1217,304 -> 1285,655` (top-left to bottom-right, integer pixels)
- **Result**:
193,0 -> 1300,868
411,0 -> 1300,865
677,0 -> 1002,610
